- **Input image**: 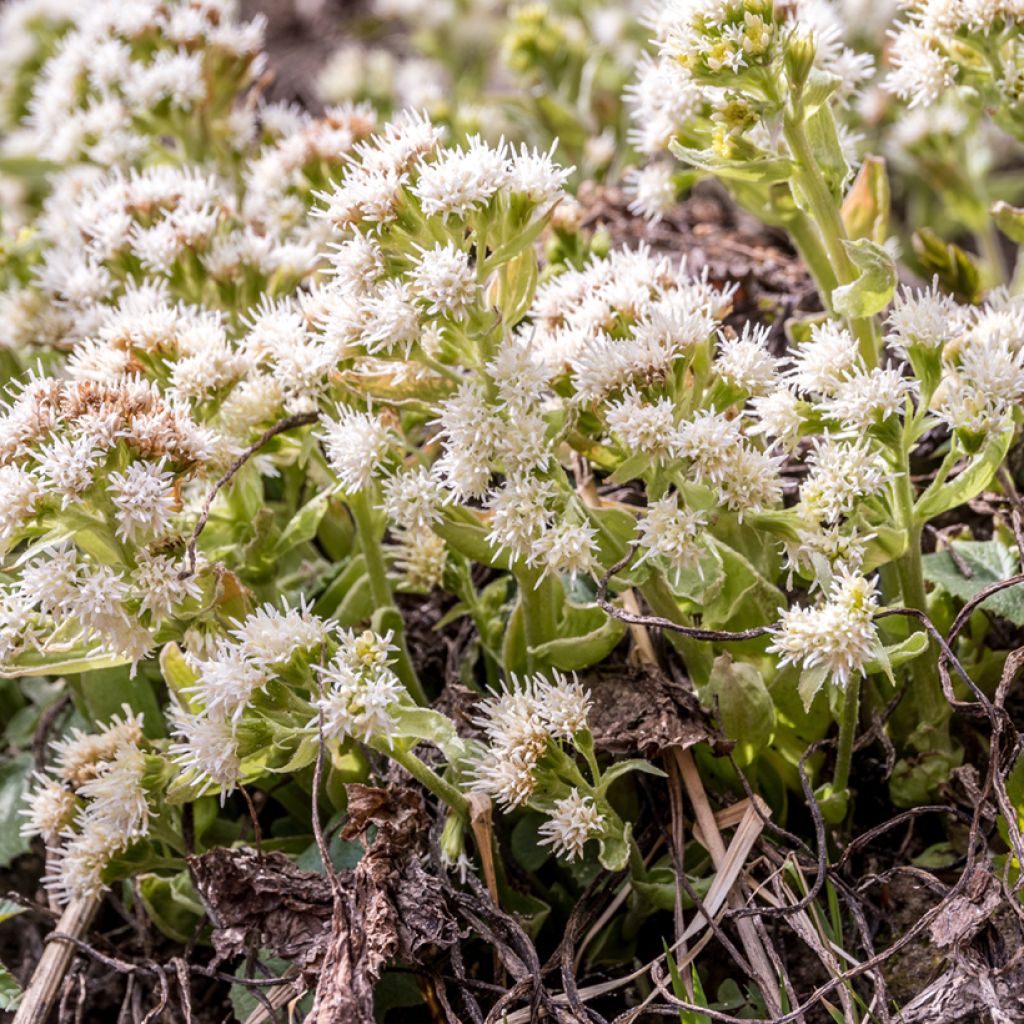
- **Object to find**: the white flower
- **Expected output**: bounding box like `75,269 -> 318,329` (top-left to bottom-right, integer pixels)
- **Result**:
106,459 -> 176,543
20,774 -> 76,844
716,324 -> 777,395
412,136 -> 508,219
749,386 -> 804,448
76,744 -> 149,841
799,437 -> 888,524
788,322 -> 861,396
769,570 -> 880,689
230,601 -> 331,669
313,654 -> 404,745
884,26 -> 957,107
381,466 -> 447,531
624,163 -> 678,222
360,280 -> 421,354
821,366 -> 916,430
636,496 -> 707,578
506,142 -> 572,205
529,522 -> 598,584
538,789 -> 604,860
186,642 -> 270,725
605,389 -> 678,461
321,409 -> 393,492
0,464 -> 39,542
132,551 -> 201,624
408,243 -> 476,320
37,434 -> 102,507
168,705 -> 241,802
485,476 -> 556,562
675,410 -> 744,482
715,444 -> 784,516
886,279 -> 959,356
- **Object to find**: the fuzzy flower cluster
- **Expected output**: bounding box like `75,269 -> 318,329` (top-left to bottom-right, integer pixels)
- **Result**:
887,282 -> 1024,439
472,671 -> 591,809
312,629 -> 406,746
3,0 -> 265,167
170,601 -> 334,800
0,376 -> 215,667
885,0 -> 1024,121
627,0 -> 872,166
769,570 -> 880,691
22,707 -> 151,903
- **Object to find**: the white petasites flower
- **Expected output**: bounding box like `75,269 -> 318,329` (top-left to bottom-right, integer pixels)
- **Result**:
624,163 -> 678,223
132,551 -> 201,625
408,243 -> 476,320
359,280 -> 421,354
186,642 -> 269,725
884,25 -> 957,108
749,386 -> 804,448
51,706 -> 145,788
716,324 -> 777,395
321,409 -> 393,492
0,464 -> 39,542
313,651 -> 404,745
799,437 -> 888,524
538,789 -> 604,861
957,331 -> 1024,405
230,600 -> 331,669
714,443 -> 784,517
674,410 -> 744,482
529,521 -> 598,584
769,570 -> 880,688
168,705 -> 241,803
381,466 -> 447,531
788,322 -> 862,396
506,142 -> 573,206
37,434 -> 102,507
20,774 -> 76,844
885,278 -> 959,356
106,459 -> 176,543
636,496 -> 707,578
75,743 -> 149,842
485,476 -> 556,562
411,136 -> 509,219
605,389 -> 678,461
821,366 -> 916,430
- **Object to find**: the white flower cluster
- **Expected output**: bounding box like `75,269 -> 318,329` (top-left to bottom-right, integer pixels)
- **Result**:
472,671 -> 591,809
887,284 -> 1024,438
537,788 -> 605,861
885,1 -> 1024,110
170,601 -> 333,800
0,377 -> 213,666
313,629 -> 405,746
22,707 -> 150,903
769,569 -> 880,690
4,0 -> 265,166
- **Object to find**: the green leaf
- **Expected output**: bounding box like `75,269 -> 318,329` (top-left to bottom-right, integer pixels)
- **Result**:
698,654 -> 775,767
529,612 -> 626,672
389,706 -> 465,761
597,758 -> 667,794
0,899 -> 26,924
923,539 -> 1024,625
160,643 -> 198,705
991,200 -> 1024,244
670,142 -> 794,184
702,539 -> 783,630
0,962 -> 21,1012
138,872 -> 204,943
510,812 -> 552,872
798,663 -> 830,712
911,228 -> 983,305
831,238 -> 897,318
0,753 -> 32,868
271,489 -> 331,557
862,632 -> 929,681
915,429 -> 1014,523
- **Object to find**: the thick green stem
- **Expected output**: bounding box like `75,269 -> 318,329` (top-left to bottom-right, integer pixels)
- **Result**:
893,471 -> 950,743
388,745 -> 469,820
786,210 -> 841,305
783,111 -> 880,365
517,565 -> 561,674
349,490 -> 426,705
831,678 -> 860,796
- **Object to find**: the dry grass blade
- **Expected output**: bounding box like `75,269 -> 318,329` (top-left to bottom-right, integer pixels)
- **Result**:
13,894 -> 101,1024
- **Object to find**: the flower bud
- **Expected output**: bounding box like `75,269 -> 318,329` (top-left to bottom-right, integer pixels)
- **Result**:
785,31 -> 816,92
